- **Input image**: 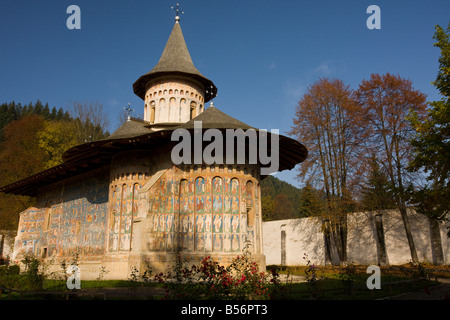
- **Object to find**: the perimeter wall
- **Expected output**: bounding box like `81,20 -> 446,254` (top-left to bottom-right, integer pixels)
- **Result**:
263,209 -> 449,266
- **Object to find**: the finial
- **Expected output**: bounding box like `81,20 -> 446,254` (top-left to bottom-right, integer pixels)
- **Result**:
171,2 -> 184,23
124,103 -> 134,121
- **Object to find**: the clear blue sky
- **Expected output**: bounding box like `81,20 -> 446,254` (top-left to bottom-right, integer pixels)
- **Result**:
1,0 -> 449,188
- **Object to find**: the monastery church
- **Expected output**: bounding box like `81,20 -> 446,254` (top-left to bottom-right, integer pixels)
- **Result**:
0,13 -> 307,279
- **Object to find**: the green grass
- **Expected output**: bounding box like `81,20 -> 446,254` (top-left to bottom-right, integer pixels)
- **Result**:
1,263 -> 447,300
273,275 -> 438,300
267,263 -> 447,300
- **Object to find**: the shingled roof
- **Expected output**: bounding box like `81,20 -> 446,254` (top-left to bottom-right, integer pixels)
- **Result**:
176,105 -> 254,130
133,22 -> 217,102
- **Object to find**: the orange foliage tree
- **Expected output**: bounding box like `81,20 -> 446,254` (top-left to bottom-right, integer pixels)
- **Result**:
355,73 -> 428,263
290,78 -> 367,264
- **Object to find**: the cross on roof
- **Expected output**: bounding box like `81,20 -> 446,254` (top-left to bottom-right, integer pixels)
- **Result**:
124,103 -> 134,120
171,2 -> 184,23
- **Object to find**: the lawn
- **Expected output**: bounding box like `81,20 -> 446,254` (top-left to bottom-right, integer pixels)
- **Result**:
1,262 -> 448,300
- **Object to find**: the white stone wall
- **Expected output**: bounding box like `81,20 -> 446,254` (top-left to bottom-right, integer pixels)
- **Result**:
263,209 -> 450,266
263,217 -> 325,266
0,230 -> 16,258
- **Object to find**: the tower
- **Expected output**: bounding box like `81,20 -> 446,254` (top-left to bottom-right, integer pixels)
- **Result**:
133,15 -> 217,124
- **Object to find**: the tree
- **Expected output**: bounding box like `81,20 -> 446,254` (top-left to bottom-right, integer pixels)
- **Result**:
407,23 -> 450,261
359,155 -> 396,265
298,183 -> 326,217
261,195 -> 274,221
273,194 -> 296,220
355,73 -> 428,263
38,120 -> 79,169
290,78 -> 366,264
0,102 -> 85,230
360,155 -> 396,212
0,115 -> 47,230
69,101 -> 111,143
0,115 -> 47,185
0,102 -> 21,142
408,23 -> 450,211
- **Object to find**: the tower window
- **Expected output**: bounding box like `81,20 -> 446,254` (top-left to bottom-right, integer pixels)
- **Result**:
190,102 -> 197,119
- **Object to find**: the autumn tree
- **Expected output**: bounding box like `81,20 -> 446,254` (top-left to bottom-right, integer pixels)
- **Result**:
0,115 -> 47,185
261,195 -> 275,221
355,73 -> 428,263
0,115 -> 47,230
290,78 -> 366,264
272,193 -> 296,220
38,120 -> 79,169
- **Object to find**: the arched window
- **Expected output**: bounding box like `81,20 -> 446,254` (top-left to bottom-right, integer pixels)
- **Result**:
150,101 -> 156,123
190,101 -> 197,119
169,97 -> 176,122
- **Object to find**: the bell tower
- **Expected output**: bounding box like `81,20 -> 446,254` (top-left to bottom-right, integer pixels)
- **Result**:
133,7 -> 217,124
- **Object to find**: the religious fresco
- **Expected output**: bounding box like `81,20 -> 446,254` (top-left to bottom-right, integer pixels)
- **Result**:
109,181 -> 143,252
13,163 -> 260,266
145,166 -> 257,255
14,170 -> 109,259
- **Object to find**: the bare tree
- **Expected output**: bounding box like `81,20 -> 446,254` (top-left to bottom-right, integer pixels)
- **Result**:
69,101 -> 110,143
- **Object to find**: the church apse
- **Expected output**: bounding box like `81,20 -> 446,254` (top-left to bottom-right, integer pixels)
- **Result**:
140,163 -> 264,272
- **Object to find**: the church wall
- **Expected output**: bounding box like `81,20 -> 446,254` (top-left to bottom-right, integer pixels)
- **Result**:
141,162 -> 263,269
11,145 -> 267,280
103,146 -> 266,277
12,166 -> 110,264
0,230 -> 16,259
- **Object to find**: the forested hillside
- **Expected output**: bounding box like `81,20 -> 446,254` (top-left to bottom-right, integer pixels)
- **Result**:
0,101 -> 110,230
260,175 -> 327,221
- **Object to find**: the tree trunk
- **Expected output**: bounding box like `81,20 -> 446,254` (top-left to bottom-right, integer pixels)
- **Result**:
374,212 -> 388,265
429,218 -> 445,265
338,216 -> 348,265
323,219 -> 334,265
398,205 -> 419,263
330,218 -> 347,265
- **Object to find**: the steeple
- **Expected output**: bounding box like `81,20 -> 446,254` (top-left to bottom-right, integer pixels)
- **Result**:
146,22 -> 208,88
133,18 -> 217,124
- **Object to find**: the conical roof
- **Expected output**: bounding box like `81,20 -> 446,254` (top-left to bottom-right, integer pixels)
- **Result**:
133,22 -> 217,102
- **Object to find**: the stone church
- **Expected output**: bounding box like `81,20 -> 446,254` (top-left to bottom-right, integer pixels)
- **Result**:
0,15 -> 307,279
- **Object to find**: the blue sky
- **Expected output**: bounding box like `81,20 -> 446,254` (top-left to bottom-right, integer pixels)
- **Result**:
1,0 -> 449,188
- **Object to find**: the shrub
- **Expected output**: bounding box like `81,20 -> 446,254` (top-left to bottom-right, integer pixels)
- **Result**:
303,253 -> 320,298
154,249 -> 275,300
21,254 -> 45,291
0,264 -> 21,289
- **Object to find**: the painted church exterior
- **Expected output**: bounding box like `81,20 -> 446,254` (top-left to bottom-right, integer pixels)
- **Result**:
0,19 -> 307,280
